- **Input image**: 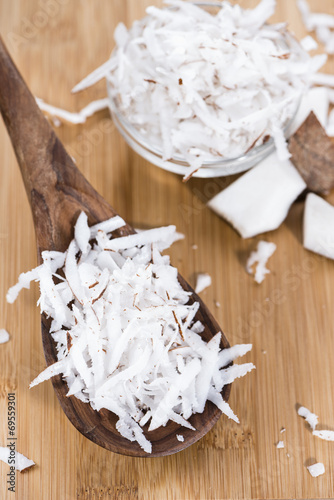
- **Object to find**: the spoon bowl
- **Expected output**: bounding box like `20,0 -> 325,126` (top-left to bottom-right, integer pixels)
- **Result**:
0,37 -> 231,457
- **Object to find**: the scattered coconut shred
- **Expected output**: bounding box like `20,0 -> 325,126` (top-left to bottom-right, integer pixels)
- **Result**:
36,97 -> 109,126
246,241 -> 276,284
7,213 -> 255,453
297,405 -> 334,442
0,329 -> 10,344
297,405 -> 319,431
307,462 -> 325,478
0,447 -> 35,472
71,0 -> 325,178
195,273 -> 212,294
298,0 -> 334,55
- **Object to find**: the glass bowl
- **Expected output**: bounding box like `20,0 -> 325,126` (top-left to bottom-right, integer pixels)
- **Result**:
107,2 -> 302,178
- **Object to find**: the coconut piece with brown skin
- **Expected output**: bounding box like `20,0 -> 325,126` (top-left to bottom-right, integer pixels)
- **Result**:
289,111 -> 334,194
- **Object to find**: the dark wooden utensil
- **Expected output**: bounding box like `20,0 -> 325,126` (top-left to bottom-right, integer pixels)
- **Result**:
0,36 -> 231,457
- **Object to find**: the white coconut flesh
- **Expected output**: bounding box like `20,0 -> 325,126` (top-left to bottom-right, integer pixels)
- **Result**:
7,213 -> 255,453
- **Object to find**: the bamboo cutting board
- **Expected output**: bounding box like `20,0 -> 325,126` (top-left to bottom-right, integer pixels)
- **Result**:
0,1 -> 334,499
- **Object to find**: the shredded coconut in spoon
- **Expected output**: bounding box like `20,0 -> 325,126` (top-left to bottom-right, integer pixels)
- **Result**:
73,0 -> 324,176
8,213 -> 254,453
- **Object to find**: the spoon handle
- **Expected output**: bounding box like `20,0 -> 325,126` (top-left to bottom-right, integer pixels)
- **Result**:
0,36 -> 121,256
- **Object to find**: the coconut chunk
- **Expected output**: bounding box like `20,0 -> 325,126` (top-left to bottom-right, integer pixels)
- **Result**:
303,193 -> 334,260
307,462 -> 325,477
0,329 -> 10,344
297,405 -> 319,431
246,241 -> 276,284
289,112 -> 334,194
195,273 -> 212,294
207,153 -> 306,238
0,447 -> 35,472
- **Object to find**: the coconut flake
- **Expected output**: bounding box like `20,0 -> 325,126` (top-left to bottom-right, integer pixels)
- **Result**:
311,73 -> 334,88
289,87 -> 329,135
0,447 -> 35,472
195,273 -> 212,294
36,97 -> 109,125
307,462 -> 325,477
312,430 -> 334,441
297,405 -> 319,431
298,0 -> 334,30
298,0 -> 334,55
276,440 -> 284,449
6,268 -> 41,304
176,434 -> 184,442
303,193 -> 334,260
0,329 -> 10,344
30,359 -> 68,389
218,344 -> 252,368
300,35 -> 318,52
9,212 -> 254,453
246,241 -> 276,284
207,152 -> 306,238
72,59 -> 118,94
74,212 -> 91,255
298,405 -> 334,441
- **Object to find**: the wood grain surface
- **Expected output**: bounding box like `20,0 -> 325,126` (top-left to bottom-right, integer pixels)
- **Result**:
0,0 -> 333,498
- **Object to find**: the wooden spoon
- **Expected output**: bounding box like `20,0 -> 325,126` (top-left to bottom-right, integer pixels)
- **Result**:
0,37 -> 231,457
